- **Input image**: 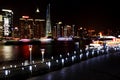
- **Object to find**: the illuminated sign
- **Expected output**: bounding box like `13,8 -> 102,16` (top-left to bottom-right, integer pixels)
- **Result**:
3,18 -> 10,36
22,16 -> 29,19
2,9 -> 13,13
2,9 -> 13,37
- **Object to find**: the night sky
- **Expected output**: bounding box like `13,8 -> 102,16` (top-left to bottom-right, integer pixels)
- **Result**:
0,0 -> 120,32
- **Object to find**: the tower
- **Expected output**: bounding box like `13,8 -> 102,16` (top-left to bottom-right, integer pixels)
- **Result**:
46,3 -> 52,37
2,9 -> 13,38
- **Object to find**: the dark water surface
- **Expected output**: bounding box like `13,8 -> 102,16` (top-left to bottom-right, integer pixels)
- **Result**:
0,40 -> 75,63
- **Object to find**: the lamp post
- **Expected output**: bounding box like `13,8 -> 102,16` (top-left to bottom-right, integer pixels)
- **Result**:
29,45 -> 32,64
41,49 -> 45,62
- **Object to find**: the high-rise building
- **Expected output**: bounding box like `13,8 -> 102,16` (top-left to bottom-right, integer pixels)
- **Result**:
0,9 -> 13,38
19,16 -> 45,39
46,3 -> 52,37
19,17 -> 33,38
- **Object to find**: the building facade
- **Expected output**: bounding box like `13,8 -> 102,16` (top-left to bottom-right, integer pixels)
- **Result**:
0,9 -> 13,39
19,16 -> 45,39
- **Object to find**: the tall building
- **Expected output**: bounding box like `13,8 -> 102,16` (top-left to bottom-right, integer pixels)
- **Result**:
34,19 -> 45,38
0,9 -> 13,38
19,17 -> 33,38
19,16 -> 45,39
46,3 -> 52,37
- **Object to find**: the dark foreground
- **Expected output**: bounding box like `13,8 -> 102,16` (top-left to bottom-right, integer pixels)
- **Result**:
27,52 -> 120,80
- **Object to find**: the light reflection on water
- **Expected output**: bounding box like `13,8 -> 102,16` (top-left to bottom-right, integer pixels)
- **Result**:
0,45 -> 44,62
2,46 -> 13,61
0,41 -> 74,63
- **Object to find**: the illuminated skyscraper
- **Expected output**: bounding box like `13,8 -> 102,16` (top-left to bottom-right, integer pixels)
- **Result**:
19,16 -> 45,38
46,3 -> 52,37
1,9 -> 13,38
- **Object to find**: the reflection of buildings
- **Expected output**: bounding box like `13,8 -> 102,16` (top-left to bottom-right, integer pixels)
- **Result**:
0,9 -> 13,38
0,15 -> 3,38
19,16 -> 45,38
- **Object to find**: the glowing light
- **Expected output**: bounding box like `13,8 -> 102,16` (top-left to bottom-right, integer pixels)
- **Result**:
22,67 -> 24,70
97,50 -> 99,55
40,37 -> 53,43
65,58 -> 68,60
22,16 -> 29,19
34,65 -> 37,67
24,60 -> 29,66
22,63 -> 24,66
72,56 -> 74,62
60,54 -> 62,58
92,50 -> 94,56
85,45 -> 89,51
19,39 -> 31,42
57,37 -> 73,41
99,32 -> 102,38
80,49 -> 82,53
10,65 -> 12,68
14,65 -> 17,68
2,9 -> 13,13
29,45 -> 32,51
5,70 -> 9,76
51,56 -> 54,60
4,18 -> 10,36
32,61 -> 35,64
80,27 -> 83,30
86,51 -> 89,57
79,54 -> 83,59
67,53 -> 70,56
56,60 -> 59,63
29,45 -> 32,64
48,61 -> 51,69
103,36 -> 116,38
61,59 -> 64,66
3,66 -> 5,69
118,35 -> 120,38
74,51 -> 76,54
58,22 -> 62,24
0,15 -> 2,21
41,49 -> 45,62
3,46 -> 13,60
36,8 -> 40,13
29,65 -> 32,71
35,19 -> 45,21
101,49 -> 104,53
89,42 -> 103,50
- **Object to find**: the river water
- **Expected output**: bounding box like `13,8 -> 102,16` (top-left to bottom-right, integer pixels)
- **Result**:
0,40 -> 75,63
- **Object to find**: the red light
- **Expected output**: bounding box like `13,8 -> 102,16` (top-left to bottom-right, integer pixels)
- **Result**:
22,16 -> 29,19
113,38 -> 116,42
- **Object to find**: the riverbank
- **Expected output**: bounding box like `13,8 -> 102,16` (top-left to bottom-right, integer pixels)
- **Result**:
0,46 -> 119,80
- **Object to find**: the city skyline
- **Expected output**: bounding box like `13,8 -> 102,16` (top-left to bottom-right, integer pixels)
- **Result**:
0,1 -> 120,31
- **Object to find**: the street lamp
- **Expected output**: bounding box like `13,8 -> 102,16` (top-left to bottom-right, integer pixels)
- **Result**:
29,45 -> 32,64
36,8 -> 40,13
41,49 -> 45,62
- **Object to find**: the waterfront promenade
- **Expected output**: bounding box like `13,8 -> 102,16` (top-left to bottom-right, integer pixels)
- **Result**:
0,45 -> 119,80
27,52 -> 120,80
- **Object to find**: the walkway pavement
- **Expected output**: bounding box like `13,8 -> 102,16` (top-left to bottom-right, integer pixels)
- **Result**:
27,52 -> 120,80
